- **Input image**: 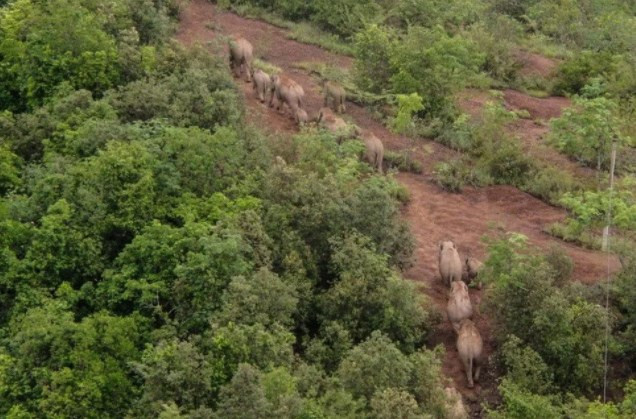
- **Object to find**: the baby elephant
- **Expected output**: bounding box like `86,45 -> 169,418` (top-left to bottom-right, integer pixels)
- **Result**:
317,107 -> 351,143
439,241 -> 463,287
323,80 -> 346,113
296,108 -> 309,126
465,256 -> 483,289
252,69 -> 271,103
447,280 -> 473,333
228,36 -> 253,83
457,319 -> 483,388
357,128 -> 384,174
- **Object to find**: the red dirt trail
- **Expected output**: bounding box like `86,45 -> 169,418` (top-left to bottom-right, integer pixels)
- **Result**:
177,1 -> 620,415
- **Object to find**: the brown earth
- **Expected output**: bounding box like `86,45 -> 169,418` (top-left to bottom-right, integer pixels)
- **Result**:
177,1 -> 620,415
516,50 -> 560,78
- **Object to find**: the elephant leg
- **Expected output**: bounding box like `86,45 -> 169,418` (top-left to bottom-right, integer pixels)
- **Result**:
474,360 -> 481,382
463,357 -> 474,388
244,61 -> 252,83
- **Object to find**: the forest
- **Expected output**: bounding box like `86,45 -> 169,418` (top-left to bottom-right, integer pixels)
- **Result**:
0,0 -> 635,418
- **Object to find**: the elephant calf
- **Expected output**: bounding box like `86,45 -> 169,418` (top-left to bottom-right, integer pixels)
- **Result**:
269,74 -> 305,123
296,108 -> 309,126
447,280 -> 473,333
252,69 -> 271,103
317,107 -> 352,143
439,240 -> 462,287
357,128 -> 384,174
457,319 -> 483,388
323,80 -> 346,113
465,256 -> 483,289
229,36 -> 253,83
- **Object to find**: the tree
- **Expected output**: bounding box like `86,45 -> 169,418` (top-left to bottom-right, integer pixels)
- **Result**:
215,364 -> 273,419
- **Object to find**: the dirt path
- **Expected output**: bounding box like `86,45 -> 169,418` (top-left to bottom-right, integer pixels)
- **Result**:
177,1 -> 620,414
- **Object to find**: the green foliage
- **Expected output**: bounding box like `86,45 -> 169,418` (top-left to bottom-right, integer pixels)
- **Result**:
483,233 -> 608,395
319,233 -> 432,351
0,146 -> 21,194
0,302 -> 145,417
353,24 -> 396,94
134,339 -> 215,415
553,51 -> 617,96
559,177 -> 636,236
522,166 -> 581,205
487,379 -> 563,419
354,24 -> 484,119
0,0 -> 119,110
311,0 -> 382,38
548,96 -> 624,171
390,93 -> 424,134
434,161 -> 465,193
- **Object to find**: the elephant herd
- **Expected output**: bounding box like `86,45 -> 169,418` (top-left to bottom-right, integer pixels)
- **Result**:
229,36 -> 384,173
230,34 -> 484,408
439,240 -> 485,392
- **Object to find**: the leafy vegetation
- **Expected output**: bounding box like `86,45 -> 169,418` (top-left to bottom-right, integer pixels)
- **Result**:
1,0 -> 635,416
0,0 -> 459,417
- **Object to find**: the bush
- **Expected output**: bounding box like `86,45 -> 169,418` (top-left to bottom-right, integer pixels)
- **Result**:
521,166 -> 580,205
311,0 -> 382,38
0,0 -> 119,111
483,234 -> 607,395
383,151 -> 423,174
478,139 -> 534,186
548,96 -> 623,171
553,51 -> 617,96
434,161 -> 465,193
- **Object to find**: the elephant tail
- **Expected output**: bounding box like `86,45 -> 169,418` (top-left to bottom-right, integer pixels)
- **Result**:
297,95 -> 304,110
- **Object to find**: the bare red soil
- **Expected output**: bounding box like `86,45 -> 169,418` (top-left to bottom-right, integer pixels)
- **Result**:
177,1 -> 620,415
516,50 -> 560,78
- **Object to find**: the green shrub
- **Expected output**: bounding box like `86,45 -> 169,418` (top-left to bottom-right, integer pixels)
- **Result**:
434,161 -> 465,193
553,51 -> 616,96
521,166 -> 580,205
0,0 -> 120,111
543,245 -> 574,287
478,139 -> 534,186
311,0 -> 382,39
548,96 -> 625,172
383,151 -> 423,174
483,234 -> 607,395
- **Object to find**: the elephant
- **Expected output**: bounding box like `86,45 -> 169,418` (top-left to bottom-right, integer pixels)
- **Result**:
323,80 -> 346,113
447,280 -> 473,333
269,74 -> 305,122
357,128 -> 384,174
252,68 -> 271,103
316,107 -> 353,143
228,36 -> 253,83
457,319 -> 483,389
465,256 -> 483,289
296,108 -> 309,126
444,387 -> 468,419
439,241 -> 463,287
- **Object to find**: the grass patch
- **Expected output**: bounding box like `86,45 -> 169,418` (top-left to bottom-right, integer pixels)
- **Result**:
287,22 -> 354,56
545,222 -> 602,250
519,33 -> 572,60
521,166 -> 582,206
217,2 -> 354,56
253,58 -> 281,75
384,150 -> 423,174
